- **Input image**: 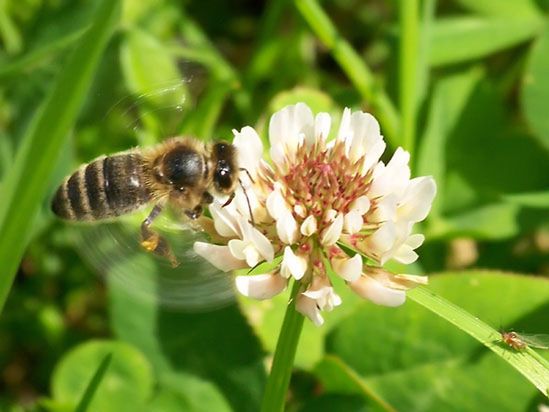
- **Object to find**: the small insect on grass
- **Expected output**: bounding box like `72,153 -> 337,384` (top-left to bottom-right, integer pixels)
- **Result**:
500,331 -> 549,351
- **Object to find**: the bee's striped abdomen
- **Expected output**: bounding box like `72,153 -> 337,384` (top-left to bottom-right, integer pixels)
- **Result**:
51,153 -> 151,221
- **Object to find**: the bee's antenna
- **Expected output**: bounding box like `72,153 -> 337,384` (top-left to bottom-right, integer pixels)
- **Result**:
239,167 -> 255,184
238,178 -> 256,226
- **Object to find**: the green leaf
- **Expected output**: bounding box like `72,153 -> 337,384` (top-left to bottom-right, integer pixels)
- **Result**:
268,87 -> 336,117
314,356 -> 395,412
108,257 -> 267,412
0,0 -> 120,314
430,17 -> 543,67
147,372 -> 232,412
502,191 -> 549,208
416,66 -> 484,218
119,27 -> 186,143
300,392 -> 379,412
522,23 -> 549,151
438,74 -> 549,219
52,341 -> 154,412
238,272 -> 362,369
428,203 -> 520,240
74,353 -> 112,412
453,0 -> 542,18
320,272 -> 549,409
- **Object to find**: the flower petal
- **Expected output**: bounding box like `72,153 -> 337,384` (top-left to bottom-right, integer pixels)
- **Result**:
281,246 -> 307,280
314,112 -> 331,144
266,185 -> 289,220
349,195 -> 370,215
300,215 -> 318,236
244,221 -> 275,262
367,221 -> 397,257
331,254 -> 362,282
362,139 -> 386,175
369,147 -> 411,198
347,111 -> 381,164
227,239 -> 248,261
269,103 -> 314,165
235,274 -> 287,299
336,107 -> 352,142
398,176 -> 437,223
349,275 -> 406,307
276,209 -> 299,244
321,213 -> 344,246
232,126 -> 263,180
344,210 -> 363,234
369,194 -> 398,223
295,294 -> 324,326
209,203 -> 240,238
194,242 -> 247,271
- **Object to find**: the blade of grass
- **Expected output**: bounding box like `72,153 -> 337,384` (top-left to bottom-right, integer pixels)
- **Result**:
416,0 -> 436,111
408,286 -> 549,397
180,80 -> 234,138
0,0 -> 120,314
176,11 -> 250,117
0,28 -> 85,79
294,0 -> 400,148
75,353 -> 113,412
398,0 -> 419,156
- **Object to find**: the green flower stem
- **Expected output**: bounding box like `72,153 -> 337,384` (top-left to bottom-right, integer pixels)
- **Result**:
260,281 -> 305,412
399,0 -> 419,156
408,286 -> 549,397
294,0 -> 400,148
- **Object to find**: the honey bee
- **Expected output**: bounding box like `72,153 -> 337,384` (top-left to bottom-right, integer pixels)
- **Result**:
51,137 -> 245,266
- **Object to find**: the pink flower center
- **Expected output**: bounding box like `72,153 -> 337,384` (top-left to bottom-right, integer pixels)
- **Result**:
279,141 -> 372,224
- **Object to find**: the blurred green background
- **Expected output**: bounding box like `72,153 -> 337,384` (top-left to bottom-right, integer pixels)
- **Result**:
0,0 -> 548,411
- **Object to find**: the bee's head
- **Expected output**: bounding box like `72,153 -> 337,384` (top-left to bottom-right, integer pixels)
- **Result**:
211,142 -> 238,195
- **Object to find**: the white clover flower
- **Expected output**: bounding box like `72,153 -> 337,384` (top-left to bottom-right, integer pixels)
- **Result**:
194,103 -> 436,326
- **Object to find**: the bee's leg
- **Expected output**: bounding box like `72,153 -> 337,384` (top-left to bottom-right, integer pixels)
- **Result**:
140,204 -> 179,267
184,204 -> 203,220
222,192 -> 235,207
202,191 -> 214,205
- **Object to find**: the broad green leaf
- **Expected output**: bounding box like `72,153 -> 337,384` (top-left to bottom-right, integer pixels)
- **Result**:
121,0 -> 160,26
416,66 -> 484,217
522,24 -> 549,151
108,256 -> 267,412
300,392 -> 379,412
147,372 -> 231,412
428,203 -> 520,240
453,0 -> 542,19
441,75 -> 549,218
319,272 -> 549,410
313,356 -> 395,412
430,17 -> 543,67
52,341 -> 153,412
502,191 -> 549,208
268,87 -> 336,116
75,354 -> 112,412
0,0 -> 120,314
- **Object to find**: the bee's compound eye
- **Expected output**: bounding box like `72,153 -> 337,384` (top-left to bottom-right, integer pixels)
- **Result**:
215,161 -> 233,190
